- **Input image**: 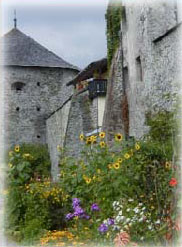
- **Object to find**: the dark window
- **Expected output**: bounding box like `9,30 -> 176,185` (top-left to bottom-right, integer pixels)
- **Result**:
37,135 -> 41,139
123,67 -> 129,90
136,56 -> 143,81
37,82 -> 40,86
36,107 -> 41,111
11,82 -> 25,92
16,107 -> 20,111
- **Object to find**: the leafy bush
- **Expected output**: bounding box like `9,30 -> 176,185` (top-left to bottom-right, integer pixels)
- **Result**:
57,111 -> 180,246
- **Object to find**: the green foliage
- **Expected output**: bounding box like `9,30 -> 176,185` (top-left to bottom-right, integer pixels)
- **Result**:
57,111 -> 179,245
105,0 -> 122,67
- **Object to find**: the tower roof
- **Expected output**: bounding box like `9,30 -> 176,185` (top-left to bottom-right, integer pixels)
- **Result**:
1,28 -> 79,70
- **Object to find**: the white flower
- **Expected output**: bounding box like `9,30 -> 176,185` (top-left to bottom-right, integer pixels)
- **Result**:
116,207 -> 121,211
140,237 -> 144,241
120,216 -> 125,220
139,217 -> 143,222
133,207 -> 139,213
129,222 -> 132,226
113,201 -> 117,207
142,207 -> 146,211
103,220 -> 108,225
128,198 -> 134,202
125,218 -> 130,223
139,203 -> 143,206
126,208 -> 130,212
116,216 -> 122,223
148,225 -> 152,230
155,219 -> 160,224
118,210 -> 123,216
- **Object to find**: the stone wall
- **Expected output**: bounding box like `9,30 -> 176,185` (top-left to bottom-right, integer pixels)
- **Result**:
46,89 -> 98,180
3,66 -> 77,149
103,0 -> 181,140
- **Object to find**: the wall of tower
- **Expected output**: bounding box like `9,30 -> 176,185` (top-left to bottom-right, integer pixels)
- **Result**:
4,65 -> 77,149
103,0 -> 181,140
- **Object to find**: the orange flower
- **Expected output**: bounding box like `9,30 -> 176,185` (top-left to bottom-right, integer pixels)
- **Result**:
169,178 -> 177,187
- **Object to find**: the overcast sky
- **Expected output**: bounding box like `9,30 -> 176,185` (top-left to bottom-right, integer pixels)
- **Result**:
1,0 -> 109,69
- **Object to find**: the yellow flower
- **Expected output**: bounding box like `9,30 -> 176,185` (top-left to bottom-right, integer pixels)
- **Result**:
8,151 -> 13,156
14,145 -> 20,152
23,153 -> 31,158
117,158 -> 123,163
124,153 -> 130,159
86,178 -> 91,184
100,141 -> 106,148
86,137 -> 92,145
93,175 -> 96,180
115,133 -> 123,142
8,163 -> 13,168
99,132 -> 105,138
91,135 -> 97,144
108,164 -> 113,169
97,169 -> 101,174
165,161 -> 172,169
135,143 -> 140,150
151,206 -> 155,210
113,162 -> 120,169
79,134 -> 84,141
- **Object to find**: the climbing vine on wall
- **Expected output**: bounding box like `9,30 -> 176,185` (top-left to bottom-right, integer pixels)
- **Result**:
105,0 -> 122,67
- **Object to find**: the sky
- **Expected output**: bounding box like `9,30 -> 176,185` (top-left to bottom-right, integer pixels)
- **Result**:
1,0 -> 109,69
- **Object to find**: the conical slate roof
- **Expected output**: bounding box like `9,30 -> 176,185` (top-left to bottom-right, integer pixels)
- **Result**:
1,28 -> 79,70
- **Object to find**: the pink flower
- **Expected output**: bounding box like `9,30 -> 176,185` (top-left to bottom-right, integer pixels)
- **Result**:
114,231 -> 130,247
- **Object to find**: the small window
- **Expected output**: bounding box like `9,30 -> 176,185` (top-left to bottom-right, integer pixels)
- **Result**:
37,135 -> 41,139
16,107 -> 20,111
37,82 -> 40,86
11,82 -> 25,92
36,107 -> 41,112
136,56 -> 143,81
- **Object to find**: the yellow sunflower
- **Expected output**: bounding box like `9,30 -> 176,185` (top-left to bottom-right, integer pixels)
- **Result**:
99,132 -> 105,138
124,153 -> 130,159
86,178 -> 92,184
117,158 -> 123,163
113,162 -> 120,170
165,161 -> 172,169
108,164 -> 113,169
100,141 -> 106,148
115,133 -> 123,142
135,143 -> 140,150
8,151 -> 13,157
79,134 -> 84,141
86,137 -> 92,145
14,145 -> 20,152
91,135 -> 97,144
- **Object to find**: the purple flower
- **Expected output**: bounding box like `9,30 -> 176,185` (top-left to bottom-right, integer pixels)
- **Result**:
80,213 -> 90,220
98,223 -> 108,233
73,206 -> 85,216
65,213 -> 74,220
72,198 -> 81,209
91,203 -> 100,211
107,218 -> 115,225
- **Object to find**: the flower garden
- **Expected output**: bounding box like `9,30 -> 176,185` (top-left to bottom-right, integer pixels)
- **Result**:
5,111 -> 181,246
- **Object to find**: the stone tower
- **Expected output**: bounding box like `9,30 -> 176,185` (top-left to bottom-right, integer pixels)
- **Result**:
1,27 -> 79,148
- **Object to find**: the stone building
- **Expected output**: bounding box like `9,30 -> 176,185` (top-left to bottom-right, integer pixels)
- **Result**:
46,58 -> 107,179
103,0 -> 181,141
1,26 -> 79,149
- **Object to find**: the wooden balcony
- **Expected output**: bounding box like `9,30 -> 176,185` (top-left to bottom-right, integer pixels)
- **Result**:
88,79 -> 107,99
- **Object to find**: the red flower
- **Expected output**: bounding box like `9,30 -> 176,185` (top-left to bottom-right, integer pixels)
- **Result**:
169,178 -> 177,187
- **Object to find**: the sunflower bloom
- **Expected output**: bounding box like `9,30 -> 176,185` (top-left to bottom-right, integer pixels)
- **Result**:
79,134 -> 84,141
86,137 -> 92,145
113,162 -> 120,170
124,153 -> 130,159
100,141 -> 106,148
115,133 -> 123,142
86,178 -> 92,184
165,161 -> 172,169
91,135 -> 97,144
117,158 -> 123,163
135,143 -> 140,150
108,164 -> 113,169
14,145 -> 20,152
99,132 -> 105,138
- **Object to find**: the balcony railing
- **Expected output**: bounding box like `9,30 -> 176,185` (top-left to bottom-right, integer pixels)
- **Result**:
88,79 -> 107,99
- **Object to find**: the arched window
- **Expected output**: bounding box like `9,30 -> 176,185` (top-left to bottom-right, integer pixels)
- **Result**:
11,82 -> 26,92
